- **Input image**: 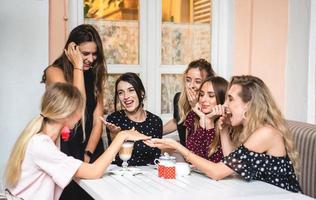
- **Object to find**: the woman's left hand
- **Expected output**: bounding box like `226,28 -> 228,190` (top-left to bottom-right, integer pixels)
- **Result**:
206,104 -> 226,120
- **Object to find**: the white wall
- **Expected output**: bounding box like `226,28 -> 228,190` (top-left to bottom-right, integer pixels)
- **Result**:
285,0 -> 311,122
0,0 -> 48,185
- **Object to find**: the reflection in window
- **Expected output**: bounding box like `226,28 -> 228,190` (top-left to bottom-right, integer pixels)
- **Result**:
161,74 -> 183,114
161,23 -> 211,65
84,0 -> 138,20
103,74 -> 121,115
84,0 -> 139,65
161,0 -> 212,65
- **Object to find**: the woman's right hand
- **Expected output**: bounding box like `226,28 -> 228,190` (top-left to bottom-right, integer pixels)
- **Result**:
144,138 -> 178,150
100,117 -> 121,135
120,127 -> 151,142
64,42 -> 83,69
192,103 -> 204,118
217,106 -> 232,130
186,86 -> 198,108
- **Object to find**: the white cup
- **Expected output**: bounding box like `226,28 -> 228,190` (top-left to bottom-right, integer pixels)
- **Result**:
176,162 -> 191,177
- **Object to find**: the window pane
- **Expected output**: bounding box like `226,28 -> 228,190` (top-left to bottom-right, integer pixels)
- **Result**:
161,0 -> 212,65
103,74 -> 121,115
84,0 -> 139,64
161,74 -> 183,114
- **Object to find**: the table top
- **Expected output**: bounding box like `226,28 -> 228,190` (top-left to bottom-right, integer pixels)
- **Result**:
76,165 -> 313,200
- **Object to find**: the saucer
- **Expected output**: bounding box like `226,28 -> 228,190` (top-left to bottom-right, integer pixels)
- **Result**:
107,166 -> 142,176
191,166 -> 203,174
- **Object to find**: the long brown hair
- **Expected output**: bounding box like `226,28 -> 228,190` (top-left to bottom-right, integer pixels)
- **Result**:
41,24 -> 107,99
228,75 -> 299,174
178,59 -> 215,123
192,76 -> 228,157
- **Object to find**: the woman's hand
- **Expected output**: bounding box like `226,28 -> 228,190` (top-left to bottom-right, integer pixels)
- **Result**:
186,86 -> 198,108
192,103 -> 204,118
100,117 -> 121,135
144,138 -> 178,150
64,42 -> 83,69
120,127 -> 151,141
217,106 -> 232,130
206,104 -> 226,121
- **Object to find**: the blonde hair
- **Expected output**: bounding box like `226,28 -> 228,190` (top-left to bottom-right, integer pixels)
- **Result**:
228,75 -> 300,175
178,59 -> 215,123
4,83 -> 84,188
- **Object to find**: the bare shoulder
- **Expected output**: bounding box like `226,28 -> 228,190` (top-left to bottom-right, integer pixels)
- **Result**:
244,126 -> 284,154
45,65 -> 66,84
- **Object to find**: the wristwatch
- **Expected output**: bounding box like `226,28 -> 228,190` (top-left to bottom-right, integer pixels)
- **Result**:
84,150 -> 93,158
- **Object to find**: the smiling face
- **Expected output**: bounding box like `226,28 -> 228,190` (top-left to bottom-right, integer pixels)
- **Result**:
185,68 -> 208,92
78,41 -> 97,70
117,81 -> 140,113
198,82 -> 218,114
225,84 -> 248,126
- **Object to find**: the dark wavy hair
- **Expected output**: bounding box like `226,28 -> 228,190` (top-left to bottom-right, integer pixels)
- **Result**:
41,24 -> 107,98
114,73 -> 145,111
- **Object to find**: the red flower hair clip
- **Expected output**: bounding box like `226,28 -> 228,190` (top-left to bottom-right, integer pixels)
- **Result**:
61,126 -> 71,141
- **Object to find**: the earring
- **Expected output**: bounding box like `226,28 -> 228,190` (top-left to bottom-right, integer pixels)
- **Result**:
242,110 -> 247,120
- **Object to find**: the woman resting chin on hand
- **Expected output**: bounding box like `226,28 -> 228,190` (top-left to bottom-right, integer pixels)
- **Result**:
146,75 -> 301,193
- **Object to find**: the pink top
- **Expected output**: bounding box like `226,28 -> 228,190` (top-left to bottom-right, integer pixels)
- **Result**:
185,111 -> 223,162
8,134 -> 82,200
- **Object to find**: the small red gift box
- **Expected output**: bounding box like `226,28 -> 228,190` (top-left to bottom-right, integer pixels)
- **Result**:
157,165 -> 176,179
163,166 -> 176,179
157,165 -> 165,178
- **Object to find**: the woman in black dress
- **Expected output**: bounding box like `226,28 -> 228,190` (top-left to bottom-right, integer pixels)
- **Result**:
147,75 -> 301,193
41,24 -> 106,199
105,73 -> 162,166
163,59 -> 215,146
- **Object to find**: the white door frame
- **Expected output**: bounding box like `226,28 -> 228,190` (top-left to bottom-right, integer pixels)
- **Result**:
68,0 -> 234,121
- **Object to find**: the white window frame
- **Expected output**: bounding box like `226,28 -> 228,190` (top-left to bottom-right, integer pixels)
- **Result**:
69,0 -> 233,122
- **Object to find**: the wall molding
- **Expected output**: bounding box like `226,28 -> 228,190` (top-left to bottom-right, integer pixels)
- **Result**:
307,0 -> 316,123
211,0 -> 234,79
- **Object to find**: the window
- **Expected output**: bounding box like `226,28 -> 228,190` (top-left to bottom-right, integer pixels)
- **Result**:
77,0 -> 219,121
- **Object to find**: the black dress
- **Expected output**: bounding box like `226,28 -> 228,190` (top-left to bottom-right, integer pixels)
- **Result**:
59,69 -> 104,200
173,92 -> 186,146
106,110 -> 162,166
222,145 -> 301,192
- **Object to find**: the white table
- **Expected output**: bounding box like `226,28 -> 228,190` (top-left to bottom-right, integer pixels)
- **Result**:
76,165 -> 313,200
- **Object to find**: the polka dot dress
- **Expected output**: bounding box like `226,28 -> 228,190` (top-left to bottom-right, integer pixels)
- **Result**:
106,110 -> 162,166
222,145 -> 301,192
185,111 -> 223,162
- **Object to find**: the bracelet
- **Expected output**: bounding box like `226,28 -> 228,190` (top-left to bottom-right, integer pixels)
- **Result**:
74,67 -> 83,71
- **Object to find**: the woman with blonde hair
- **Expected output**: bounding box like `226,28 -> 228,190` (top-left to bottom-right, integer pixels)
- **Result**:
4,83 -> 149,200
147,75 -> 301,192
41,24 -> 107,199
163,59 -> 215,146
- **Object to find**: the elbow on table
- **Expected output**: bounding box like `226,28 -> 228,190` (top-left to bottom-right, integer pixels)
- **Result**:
205,172 -> 224,181
205,164 -> 229,181
76,163 -> 104,179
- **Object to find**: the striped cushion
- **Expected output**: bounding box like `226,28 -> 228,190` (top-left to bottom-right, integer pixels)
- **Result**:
287,120 -> 316,198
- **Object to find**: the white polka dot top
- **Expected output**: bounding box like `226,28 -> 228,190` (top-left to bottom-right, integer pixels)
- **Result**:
106,110 -> 162,166
222,145 -> 301,192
